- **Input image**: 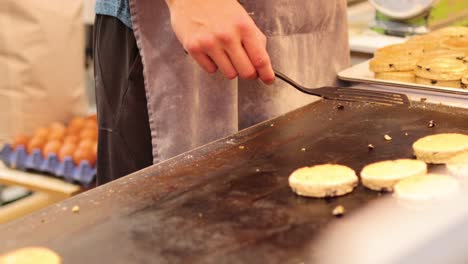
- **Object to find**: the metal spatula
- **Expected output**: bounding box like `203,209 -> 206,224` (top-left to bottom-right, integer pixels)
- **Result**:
274,70 -> 410,106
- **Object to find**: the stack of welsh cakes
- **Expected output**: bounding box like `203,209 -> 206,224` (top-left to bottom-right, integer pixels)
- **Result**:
370,26 -> 468,89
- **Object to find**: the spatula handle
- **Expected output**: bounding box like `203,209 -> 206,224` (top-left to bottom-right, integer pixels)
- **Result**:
274,69 -> 303,90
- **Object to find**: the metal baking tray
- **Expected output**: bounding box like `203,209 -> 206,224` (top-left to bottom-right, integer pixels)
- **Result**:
339,60 -> 468,96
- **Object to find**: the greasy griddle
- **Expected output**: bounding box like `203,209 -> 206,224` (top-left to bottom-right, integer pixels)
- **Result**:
1,100 -> 468,263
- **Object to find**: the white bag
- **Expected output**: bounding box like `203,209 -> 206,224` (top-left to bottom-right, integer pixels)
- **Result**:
0,0 -> 88,144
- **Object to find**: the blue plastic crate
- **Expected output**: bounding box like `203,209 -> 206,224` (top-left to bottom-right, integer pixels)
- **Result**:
0,144 -> 96,186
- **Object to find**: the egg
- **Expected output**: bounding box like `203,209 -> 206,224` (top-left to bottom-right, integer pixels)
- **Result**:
67,117 -> 86,135
63,135 -> 79,145
34,127 -> 49,139
11,134 -> 30,150
58,143 -> 76,162
68,117 -> 85,129
79,129 -> 98,141
49,122 -> 66,133
92,143 -> 98,157
27,137 -> 46,154
87,114 -> 97,122
73,147 -> 96,166
77,139 -> 95,150
48,129 -> 66,142
66,126 -> 80,136
83,119 -> 98,131
43,140 -> 62,158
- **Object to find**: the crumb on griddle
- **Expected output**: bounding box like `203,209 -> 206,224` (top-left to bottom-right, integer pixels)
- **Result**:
332,205 -> 345,217
238,145 -> 245,150
368,144 -> 375,150
384,134 -> 392,141
72,206 -> 80,214
428,120 -> 436,128
255,168 -> 260,172
404,132 -> 409,136
270,123 -> 274,127
336,104 -> 344,110
301,147 -> 306,152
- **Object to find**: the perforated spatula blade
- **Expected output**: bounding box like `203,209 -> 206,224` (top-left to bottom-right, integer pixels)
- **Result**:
275,70 -> 410,106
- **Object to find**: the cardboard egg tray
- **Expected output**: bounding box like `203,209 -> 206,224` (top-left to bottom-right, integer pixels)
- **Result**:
0,144 -> 96,186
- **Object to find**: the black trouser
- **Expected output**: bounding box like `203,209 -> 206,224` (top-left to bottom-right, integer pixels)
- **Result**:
93,15 -> 153,185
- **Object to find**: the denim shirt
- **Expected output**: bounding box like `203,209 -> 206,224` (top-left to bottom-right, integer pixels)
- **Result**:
95,0 -> 132,29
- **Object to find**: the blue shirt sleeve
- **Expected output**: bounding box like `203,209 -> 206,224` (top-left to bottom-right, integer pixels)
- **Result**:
95,0 -> 133,29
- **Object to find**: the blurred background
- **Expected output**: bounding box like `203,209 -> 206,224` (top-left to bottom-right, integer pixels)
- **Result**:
0,0 -> 97,223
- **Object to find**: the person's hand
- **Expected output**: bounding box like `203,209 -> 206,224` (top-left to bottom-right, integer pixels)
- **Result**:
165,0 -> 275,84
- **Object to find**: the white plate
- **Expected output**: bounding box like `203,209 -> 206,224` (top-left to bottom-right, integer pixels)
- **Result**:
338,60 -> 468,96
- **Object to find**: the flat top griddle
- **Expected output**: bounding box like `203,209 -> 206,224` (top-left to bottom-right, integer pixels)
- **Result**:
1,99 -> 468,264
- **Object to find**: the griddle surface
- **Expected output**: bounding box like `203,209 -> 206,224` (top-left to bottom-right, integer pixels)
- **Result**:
1,100 -> 468,263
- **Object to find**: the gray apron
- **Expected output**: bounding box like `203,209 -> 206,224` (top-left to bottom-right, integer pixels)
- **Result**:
129,0 -> 350,164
